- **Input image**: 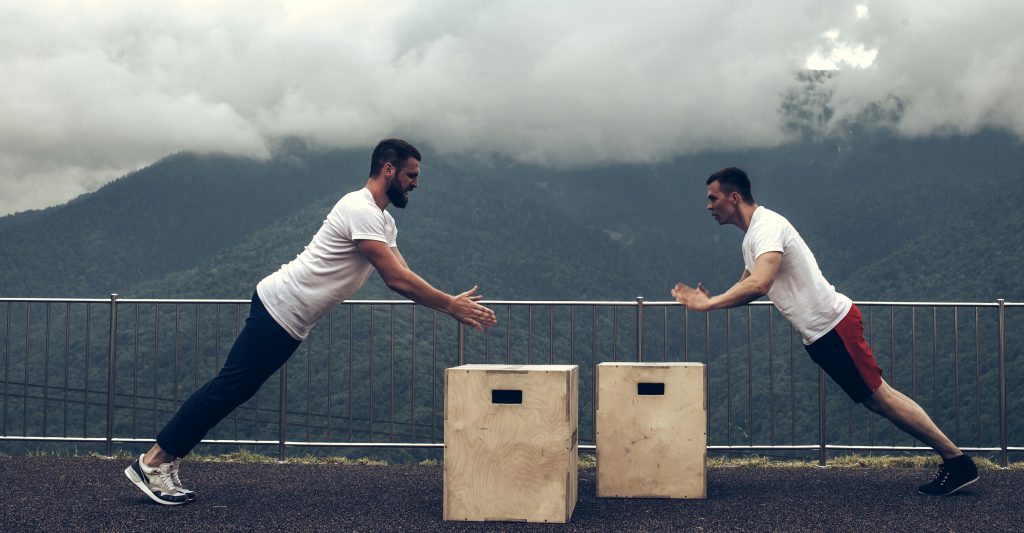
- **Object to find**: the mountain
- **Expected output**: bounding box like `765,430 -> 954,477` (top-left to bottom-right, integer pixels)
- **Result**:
1,130 -> 1022,302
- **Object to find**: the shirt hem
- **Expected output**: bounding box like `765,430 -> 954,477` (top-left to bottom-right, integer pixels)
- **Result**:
255,284 -> 306,341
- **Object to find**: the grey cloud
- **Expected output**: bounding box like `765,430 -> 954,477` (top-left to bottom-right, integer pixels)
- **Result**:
1,0 -> 1022,215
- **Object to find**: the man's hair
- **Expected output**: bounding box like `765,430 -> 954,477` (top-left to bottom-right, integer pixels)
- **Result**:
707,167 -> 754,203
369,138 -> 422,177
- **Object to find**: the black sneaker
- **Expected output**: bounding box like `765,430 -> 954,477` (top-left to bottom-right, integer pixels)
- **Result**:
124,455 -> 190,505
918,454 -> 979,495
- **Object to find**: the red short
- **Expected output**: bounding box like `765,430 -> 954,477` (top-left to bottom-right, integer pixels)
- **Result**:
804,305 -> 884,403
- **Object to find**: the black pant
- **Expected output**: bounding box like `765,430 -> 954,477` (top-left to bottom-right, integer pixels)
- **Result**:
156,291 -> 301,458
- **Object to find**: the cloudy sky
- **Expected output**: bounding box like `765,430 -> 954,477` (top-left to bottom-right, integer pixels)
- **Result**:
2,0 -> 1023,216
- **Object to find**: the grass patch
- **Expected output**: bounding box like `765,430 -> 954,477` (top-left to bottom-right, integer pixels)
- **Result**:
9,449 -> 1018,470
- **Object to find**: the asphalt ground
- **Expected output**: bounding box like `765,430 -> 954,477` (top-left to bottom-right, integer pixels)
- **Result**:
1,456 -> 1020,532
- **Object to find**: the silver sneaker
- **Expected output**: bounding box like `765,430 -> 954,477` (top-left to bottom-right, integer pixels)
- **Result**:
170,459 -> 196,501
124,455 -> 189,505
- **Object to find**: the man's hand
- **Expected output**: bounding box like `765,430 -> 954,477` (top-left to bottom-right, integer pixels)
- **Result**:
446,286 -> 497,331
671,282 -> 713,311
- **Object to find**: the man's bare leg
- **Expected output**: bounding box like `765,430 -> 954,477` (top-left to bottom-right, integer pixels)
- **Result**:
143,443 -> 177,467
861,379 -> 961,459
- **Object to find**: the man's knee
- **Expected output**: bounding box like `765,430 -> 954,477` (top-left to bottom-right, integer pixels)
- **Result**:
862,384 -> 892,415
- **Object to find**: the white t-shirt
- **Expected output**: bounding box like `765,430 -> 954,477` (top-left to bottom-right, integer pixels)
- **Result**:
742,206 -> 851,344
257,188 -> 397,340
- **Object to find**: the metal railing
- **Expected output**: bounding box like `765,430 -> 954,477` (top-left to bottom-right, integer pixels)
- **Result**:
1,295 -> 1019,466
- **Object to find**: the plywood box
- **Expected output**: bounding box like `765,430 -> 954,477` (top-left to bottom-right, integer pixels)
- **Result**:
596,362 -> 706,499
444,364 -> 579,523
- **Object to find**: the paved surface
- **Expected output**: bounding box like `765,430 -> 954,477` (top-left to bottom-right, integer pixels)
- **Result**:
1,456 -> 1020,532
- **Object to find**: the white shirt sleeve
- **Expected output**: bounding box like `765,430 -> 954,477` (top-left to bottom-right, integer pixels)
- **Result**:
749,217 -> 786,260
348,204 -> 390,243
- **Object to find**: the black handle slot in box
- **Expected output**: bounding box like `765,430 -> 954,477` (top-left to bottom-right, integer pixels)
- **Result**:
492,389 -> 523,404
637,382 -> 665,396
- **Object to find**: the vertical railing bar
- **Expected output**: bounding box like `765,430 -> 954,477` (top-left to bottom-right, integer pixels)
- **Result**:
975,307 -> 980,449
484,305 -> 490,364
706,312 -> 711,445
328,310 -> 333,440
818,364 -> 826,466
912,304 -> 921,449
307,331 -> 312,441
410,306 -> 415,441
278,349 -> 287,461
212,305 -> 220,440
390,304 -> 395,442
458,321 -> 465,367
612,306 -> 618,363
527,305 -> 533,364
64,302 -> 70,438
133,303 -> 140,438
173,304 -> 180,412
24,302 -> 31,437
106,293 -> 118,456
932,307 -> 937,417
374,302 -> 378,439
85,303 -> 90,438
683,307 -> 689,362
349,305 -> 354,443
3,302 -> 10,436
954,307 -> 960,444
768,306 -> 774,446
662,306 -> 668,362
747,305 -> 752,447
549,305 -> 555,364
789,324 -> 795,445
430,310 -> 436,443
194,305 -> 200,394
505,305 -> 511,364
152,304 -> 159,436
236,304 -> 244,440
592,305 -> 597,442
726,309 -> 732,446
998,299 -> 1007,468
890,306 -> 895,445
867,306 -> 873,446
636,296 -> 644,362
570,306 -> 575,365
44,303 -> 51,437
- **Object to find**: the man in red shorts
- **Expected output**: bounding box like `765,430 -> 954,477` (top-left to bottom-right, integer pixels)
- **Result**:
671,167 -> 978,495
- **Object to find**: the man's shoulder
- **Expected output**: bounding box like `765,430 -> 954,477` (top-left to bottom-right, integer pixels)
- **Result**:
336,189 -> 382,216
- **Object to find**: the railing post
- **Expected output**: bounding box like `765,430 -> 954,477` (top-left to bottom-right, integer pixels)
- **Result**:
106,293 -> 118,457
818,367 -> 827,467
279,363 -> 288,461
998,298 -> 1007,468
636,296 -> 644,362
458,323 -> 465,366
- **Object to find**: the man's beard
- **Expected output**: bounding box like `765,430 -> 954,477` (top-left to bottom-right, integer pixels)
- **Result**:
386,176 -> 409,208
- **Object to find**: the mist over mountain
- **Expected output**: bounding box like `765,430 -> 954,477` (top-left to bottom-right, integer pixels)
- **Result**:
1,129 -> 1021,303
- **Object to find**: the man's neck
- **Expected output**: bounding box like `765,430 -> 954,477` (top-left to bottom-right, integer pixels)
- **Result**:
737,203 -> 759,232
365,177 -> 390,211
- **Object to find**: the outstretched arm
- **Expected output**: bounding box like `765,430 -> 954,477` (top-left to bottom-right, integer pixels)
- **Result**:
671,252 -> 782,311
357,240 -> 497,330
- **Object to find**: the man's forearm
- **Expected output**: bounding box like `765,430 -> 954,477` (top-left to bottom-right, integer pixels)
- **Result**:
707,278 -> 767,310
384,269 -> 454,314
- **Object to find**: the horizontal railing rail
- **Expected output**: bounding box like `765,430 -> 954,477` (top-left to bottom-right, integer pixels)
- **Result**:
1,295 -> 1018,467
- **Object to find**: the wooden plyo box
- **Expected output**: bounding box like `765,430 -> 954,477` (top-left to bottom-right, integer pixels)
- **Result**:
596,362 -> 707,499
444,364 -> 579,523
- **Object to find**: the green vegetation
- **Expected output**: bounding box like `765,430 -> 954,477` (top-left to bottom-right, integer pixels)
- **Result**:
1,130 -> 1022,461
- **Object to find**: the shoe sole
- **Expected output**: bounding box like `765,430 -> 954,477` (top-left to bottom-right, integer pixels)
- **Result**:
919,475 -> 980,496
124,463 -> 189,505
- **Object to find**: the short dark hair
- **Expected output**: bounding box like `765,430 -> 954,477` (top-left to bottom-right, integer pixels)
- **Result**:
707,167 -> 754,203
369,138 -> 422,176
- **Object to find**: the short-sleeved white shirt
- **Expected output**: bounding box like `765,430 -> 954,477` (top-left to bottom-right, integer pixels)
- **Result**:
742,206 -> 851,344
257,188 -> 397,340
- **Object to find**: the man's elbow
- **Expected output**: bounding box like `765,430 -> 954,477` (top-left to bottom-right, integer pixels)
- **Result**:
751,279 -> 773,297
